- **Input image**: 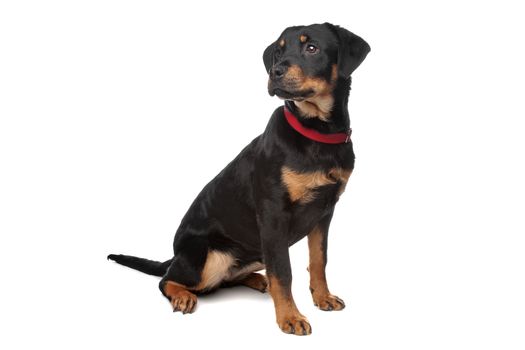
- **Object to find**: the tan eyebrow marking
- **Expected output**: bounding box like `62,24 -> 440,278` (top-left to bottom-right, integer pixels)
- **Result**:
279,39 -> 285,47
300,35 -> 308,43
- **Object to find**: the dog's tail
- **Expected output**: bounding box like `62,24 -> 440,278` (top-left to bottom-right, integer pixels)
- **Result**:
107,254 -> 172,277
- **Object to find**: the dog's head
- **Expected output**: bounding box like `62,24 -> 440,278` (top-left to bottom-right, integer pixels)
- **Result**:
263,23 -> 370,118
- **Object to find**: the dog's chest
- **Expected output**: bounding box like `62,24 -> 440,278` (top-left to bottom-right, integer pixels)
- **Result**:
281,166 -> 352,205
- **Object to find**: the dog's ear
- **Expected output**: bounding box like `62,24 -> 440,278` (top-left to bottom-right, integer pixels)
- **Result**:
326,24 -> 370,79
263,41 -> 276,74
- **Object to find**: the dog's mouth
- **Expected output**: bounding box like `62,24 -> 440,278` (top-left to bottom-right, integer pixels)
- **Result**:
269,87 -> 315,101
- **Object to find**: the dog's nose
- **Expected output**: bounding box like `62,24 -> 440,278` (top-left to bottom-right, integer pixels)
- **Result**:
270,65 -> 286,80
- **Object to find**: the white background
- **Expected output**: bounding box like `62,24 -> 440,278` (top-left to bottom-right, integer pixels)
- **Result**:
1,0 -> 524,349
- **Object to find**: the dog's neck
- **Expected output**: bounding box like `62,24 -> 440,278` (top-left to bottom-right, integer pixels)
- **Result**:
291,77 -> 352,134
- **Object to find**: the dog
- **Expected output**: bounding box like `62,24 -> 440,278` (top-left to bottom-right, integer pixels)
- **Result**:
108,22 -> 370,335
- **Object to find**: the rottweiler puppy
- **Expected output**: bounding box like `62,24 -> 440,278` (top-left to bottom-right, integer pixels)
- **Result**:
108,22 -> 370,335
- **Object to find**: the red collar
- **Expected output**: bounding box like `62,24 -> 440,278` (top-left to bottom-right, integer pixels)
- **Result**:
283,106 -> 351,144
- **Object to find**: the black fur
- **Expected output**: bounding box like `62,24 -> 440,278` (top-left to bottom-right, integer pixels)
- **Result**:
107,254 -> 172,277
109,22 -> 369,327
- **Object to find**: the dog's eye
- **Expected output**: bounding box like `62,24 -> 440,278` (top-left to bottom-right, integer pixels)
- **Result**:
305,44 -> 318,54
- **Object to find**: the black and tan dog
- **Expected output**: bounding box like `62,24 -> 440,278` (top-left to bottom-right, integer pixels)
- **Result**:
108,22 -> 370,335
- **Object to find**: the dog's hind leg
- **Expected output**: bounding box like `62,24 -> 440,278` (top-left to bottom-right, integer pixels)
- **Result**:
159,234 -> 237,313
235,272 -> 268,292
159,233 -> 208,314
221,271 -> 268,293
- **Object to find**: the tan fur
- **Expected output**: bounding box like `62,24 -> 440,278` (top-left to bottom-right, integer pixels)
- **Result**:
330,63 -> 338,82
279,39 -> 285,47
295,97 -> 333,121
237,272 -> 268,292
308,226 -> 329,295
195,251 -> 235,290
227,261 -> 265,282
299,34 -> 308,43
164,282 -> 198,314
281,166 -> 352,204
285,65 -> 306,83
329,168 -> 352,197
192,251 -> 264,291
307,227 -> 346,311
268,276 -> 311,335
284,64 -> 339,121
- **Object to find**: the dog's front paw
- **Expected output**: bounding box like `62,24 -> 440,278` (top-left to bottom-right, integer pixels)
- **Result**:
277,313 -> 312,335
312,292 -> 345,311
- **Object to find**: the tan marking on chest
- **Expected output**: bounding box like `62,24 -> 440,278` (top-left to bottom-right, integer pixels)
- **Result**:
281,166 -> 352,204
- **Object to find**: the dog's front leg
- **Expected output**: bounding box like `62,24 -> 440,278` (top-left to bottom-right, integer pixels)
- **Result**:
308,212 -> 346,311
259,205 -> 312,336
